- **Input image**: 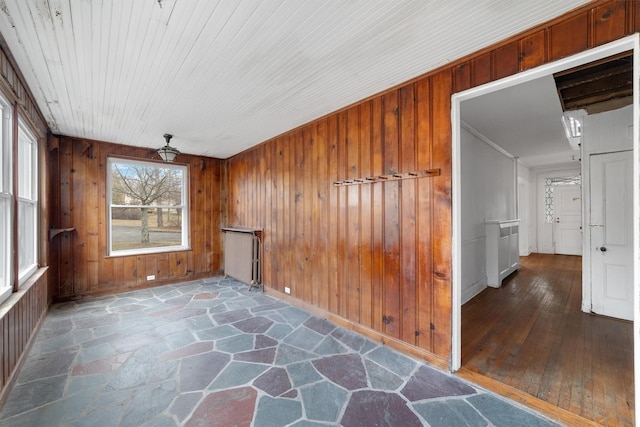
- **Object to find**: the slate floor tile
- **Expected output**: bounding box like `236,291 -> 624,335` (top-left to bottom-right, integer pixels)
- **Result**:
169,392 -> 203,423
341,390 -> 423,427
366,346 -> 416,377
300,381 -> 347,422
0,277 -> 565,427
254,396 -> 302,427
365,359 -> 404,390
413,399 -> 489,427
283,326 -> 324,351
286,361 -> 322,388
186,387 -> 257,427
209,362 -> 268,391
401,365 -> 476,401
312,354 -> 367,390
1,375 -> 68,418
253,367 -> 292,396
179,352 -> 230,392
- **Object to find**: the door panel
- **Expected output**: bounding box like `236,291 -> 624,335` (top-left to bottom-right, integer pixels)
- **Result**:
590,150 -> 633,321
554,184 -> 582,255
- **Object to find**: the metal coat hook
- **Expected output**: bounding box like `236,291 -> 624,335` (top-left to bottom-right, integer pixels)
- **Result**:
333,168 -> 441,187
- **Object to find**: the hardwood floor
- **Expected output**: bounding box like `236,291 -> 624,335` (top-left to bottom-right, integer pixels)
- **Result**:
462,253 -> 634,426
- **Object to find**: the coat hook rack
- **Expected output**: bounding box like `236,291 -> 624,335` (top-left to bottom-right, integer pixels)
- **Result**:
333,168 -> 440,187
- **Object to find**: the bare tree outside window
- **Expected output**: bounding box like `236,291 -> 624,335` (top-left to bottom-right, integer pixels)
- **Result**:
109,159 -> 188,254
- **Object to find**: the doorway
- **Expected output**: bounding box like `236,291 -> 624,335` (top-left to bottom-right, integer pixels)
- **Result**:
451,36 -> 639,425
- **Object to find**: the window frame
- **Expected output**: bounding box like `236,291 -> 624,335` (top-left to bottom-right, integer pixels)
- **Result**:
0,94 -> 12,302
107,156 -> 190,256
17,120 -> 38,285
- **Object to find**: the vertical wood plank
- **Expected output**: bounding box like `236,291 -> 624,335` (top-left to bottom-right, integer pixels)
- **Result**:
192,156 -> 205,274
263,141 -> 273,287
346,106 -> 360,323
277,136 -> 286,291
98,144 -> 114,288
593,1 -> 627,46
59,138 -> 74,297
453,62 -> 471,93
549,12 -> 590,61
336,112 -> 348,318
521,30 -> 547,71
86,143 -> 100,291
287,133 -> 295,293
493,41 -> 520,80
47,137 -> 61,296
316,119 -> 329,311
370,97 -> 384,332
302,126 -> 312,304
471,53 -> 491,87
399,84 -> 417,344
382,90 -> 400,339
284,145 -> 292,287
328,116 -> 339,314
136,256 -> 146,284
294,131 -> 304,297
415,78 -> 433,351
358,102 -> 373,328
309,124 -> 319,306
634,0 -> 640,33
157,253 -> 169,280
71,140 -> 89,295
431,69 -> 453,358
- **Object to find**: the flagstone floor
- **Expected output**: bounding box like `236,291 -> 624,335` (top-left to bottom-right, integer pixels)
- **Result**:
0,277 -> 560,426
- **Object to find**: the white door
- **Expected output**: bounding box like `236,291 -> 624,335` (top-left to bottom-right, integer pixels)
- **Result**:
590,150 -> 633,321
553,184 -> 582,255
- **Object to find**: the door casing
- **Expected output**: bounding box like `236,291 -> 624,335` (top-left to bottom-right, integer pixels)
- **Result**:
451,35 -> 639,426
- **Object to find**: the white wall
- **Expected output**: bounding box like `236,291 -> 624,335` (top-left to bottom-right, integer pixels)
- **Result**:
461,126 -> 516,303
581,104 -> 633,312
518,164 -> 534,256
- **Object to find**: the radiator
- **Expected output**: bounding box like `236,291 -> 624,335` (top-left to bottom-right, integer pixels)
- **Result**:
222,227 -> 261,290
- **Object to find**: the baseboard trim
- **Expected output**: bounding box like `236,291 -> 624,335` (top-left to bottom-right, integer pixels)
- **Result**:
264,287 -> 450,371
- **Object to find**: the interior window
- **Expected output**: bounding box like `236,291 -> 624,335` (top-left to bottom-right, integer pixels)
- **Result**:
17,121 -> 38,284
108,157 -> 189,256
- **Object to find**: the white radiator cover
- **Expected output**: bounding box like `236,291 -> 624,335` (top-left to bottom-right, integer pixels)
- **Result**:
222,228 -> 261,287
485,220 -> 520,288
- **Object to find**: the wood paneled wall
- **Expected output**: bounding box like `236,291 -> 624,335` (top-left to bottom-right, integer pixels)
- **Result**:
0,43 -> 50,407
47,136 -> 225,300
0,272 -> 48,405
226,0 -> 640,362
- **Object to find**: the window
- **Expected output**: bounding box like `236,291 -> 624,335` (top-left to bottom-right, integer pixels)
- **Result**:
0,96 -> 11,301
108,158 -> 189,255
17,122 -> 38,283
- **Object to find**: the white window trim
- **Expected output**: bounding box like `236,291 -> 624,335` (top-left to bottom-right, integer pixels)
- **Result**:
0,94 -> 12,302
107,157 -> 190,256
17,120 -> 38,286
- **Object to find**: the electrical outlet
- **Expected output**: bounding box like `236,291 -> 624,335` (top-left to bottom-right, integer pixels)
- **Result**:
147,275 -> 156,281
284,287 -> 291,294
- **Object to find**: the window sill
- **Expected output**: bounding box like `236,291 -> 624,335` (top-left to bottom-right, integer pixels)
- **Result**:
105,246 -> 192,259
0,266 -> 48,318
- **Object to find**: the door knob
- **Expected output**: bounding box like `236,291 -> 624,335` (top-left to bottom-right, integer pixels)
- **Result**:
599,247 -> 607,252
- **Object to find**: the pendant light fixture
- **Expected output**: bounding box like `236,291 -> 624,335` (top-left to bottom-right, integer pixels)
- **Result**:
157,133 -> 180,162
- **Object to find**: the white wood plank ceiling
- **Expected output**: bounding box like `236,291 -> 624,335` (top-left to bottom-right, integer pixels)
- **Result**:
0,0 -> 590,159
